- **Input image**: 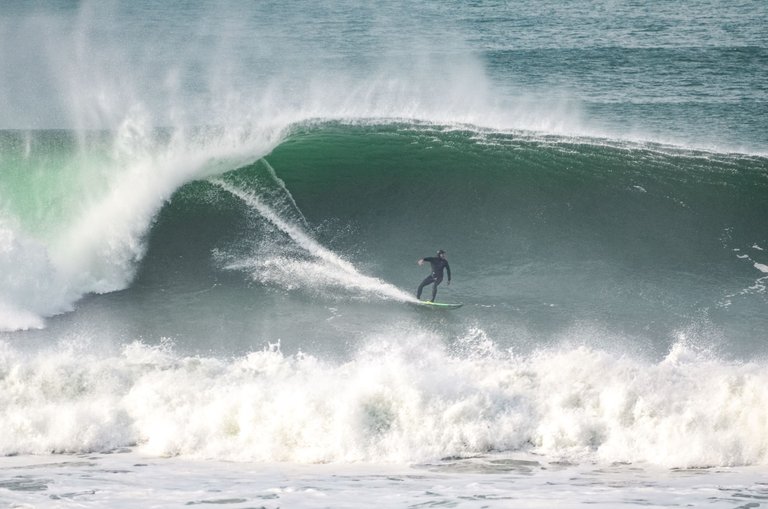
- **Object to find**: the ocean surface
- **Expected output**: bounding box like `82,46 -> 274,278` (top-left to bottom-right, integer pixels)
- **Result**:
1,1 -> 767,507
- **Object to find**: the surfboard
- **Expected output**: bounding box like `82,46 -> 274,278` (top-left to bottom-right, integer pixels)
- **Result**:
416,301 -> 463,309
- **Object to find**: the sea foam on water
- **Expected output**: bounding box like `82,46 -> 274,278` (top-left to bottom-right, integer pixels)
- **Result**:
2,331 -> 767,468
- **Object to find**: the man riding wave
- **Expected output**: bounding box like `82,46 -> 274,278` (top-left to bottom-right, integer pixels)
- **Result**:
416,249 -> 451,302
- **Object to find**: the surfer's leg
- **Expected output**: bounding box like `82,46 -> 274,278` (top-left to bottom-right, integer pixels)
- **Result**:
417,275 -> 435,300
430,275 -> 443,302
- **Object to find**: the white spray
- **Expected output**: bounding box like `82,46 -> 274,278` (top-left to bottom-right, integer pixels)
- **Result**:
212,178 -> 416,303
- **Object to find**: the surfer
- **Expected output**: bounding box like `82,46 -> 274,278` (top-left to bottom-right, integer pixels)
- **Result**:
417,249 -> 451,302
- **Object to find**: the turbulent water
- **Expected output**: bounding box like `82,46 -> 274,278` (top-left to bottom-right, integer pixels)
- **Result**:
1,1 -> 767,507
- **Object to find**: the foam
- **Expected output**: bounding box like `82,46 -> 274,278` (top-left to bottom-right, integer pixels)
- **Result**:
0,221 -> 73,331
2,333 -> 768,468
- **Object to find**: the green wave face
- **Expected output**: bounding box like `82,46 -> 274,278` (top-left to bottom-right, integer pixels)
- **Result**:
108,123 -> 766,354
1,122 -> 766,349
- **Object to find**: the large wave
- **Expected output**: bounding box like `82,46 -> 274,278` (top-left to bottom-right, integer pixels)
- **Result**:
1,124 -> 766,338
1,2 -> 766,474
2,0 -> 765,333
0,0 -> 579,332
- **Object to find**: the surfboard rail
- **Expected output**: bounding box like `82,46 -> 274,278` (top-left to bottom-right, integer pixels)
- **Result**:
414,300 -> 463,309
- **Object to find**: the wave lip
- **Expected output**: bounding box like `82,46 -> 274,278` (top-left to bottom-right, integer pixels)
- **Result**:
0,122 -> 286,331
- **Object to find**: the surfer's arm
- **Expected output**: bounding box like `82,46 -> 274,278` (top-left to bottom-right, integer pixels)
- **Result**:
446,262 -> 451,283
420,256 -> 435,266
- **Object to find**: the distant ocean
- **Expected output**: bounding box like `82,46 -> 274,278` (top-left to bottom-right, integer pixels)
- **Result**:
1,1 -> 766,507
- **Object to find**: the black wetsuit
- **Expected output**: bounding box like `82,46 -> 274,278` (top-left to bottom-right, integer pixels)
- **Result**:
417,256 -> 451,301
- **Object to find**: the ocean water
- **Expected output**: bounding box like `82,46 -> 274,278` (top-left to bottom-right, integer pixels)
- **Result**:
1,1 -> 767,507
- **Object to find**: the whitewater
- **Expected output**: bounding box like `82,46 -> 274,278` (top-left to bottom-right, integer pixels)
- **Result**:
1,0 -> 767,507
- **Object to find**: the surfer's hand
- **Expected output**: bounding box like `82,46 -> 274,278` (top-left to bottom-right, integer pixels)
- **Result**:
418,259 -> 424,265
